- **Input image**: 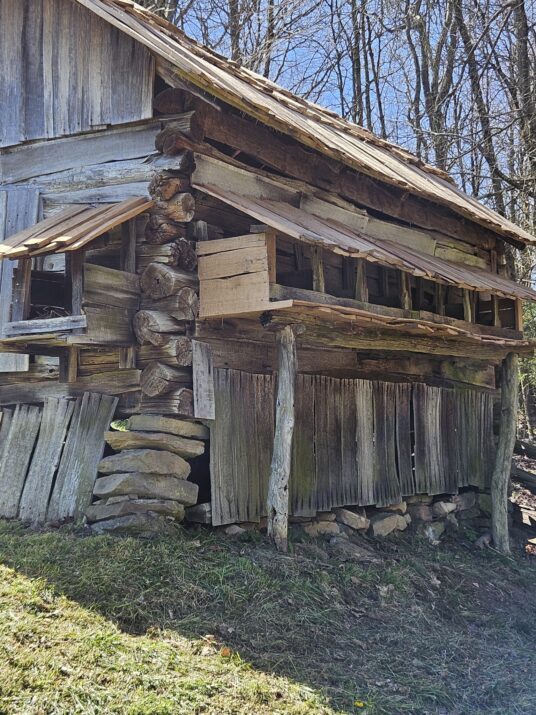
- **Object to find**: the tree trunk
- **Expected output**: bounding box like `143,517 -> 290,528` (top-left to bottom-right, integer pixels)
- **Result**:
491,351 -> 519,553
267,325 -> 297,552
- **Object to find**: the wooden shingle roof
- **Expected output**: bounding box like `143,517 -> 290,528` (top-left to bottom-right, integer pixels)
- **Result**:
0,197 -> 153,258
194,182 -> 536,303
75,0 -> 535,247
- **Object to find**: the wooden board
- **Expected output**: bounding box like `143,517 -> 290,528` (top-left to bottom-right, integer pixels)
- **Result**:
0,186 -> 39,369
0,404 -> 42,518
0,0 -> 154,149
46,392 -> 118,522
18,397 -> 75,524
192,341 -> 215,420
210,368 -> 495,524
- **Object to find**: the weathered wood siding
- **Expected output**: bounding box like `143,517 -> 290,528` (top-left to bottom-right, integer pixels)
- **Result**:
210,369 -> 495,525
0,0 -> 154,148
0,393 -> 118,524
0,186 -> 40,370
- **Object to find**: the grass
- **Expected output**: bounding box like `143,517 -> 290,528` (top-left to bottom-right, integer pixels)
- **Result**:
0,520 -> 535,714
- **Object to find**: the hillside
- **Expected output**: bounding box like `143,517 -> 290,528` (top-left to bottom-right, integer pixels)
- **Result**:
0,520 -> 535,715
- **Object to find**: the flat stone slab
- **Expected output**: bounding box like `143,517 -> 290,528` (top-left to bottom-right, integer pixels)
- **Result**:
93,472 -> 198,505
87,498 -> 185,523
99,449 -> 191,478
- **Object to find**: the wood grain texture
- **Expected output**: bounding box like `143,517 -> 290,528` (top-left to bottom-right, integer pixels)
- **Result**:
0,186 -> 39,369
0,404 -> 42,518
46,392 -> 118,522
18,397 -> 75,524
210,369 -> 495,524
0,0 -> 154,149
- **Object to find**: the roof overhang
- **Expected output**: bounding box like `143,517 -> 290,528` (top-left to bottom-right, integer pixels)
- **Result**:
193,182 -> 536,303
0,197 -> 153,259
74,0 -> 535,247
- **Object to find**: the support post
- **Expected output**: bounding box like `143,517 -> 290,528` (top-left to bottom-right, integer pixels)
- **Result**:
120,219 -> 137,273
400,272 -> 412,311
311,247 -> 325,293
354,258 -> 368,302
267,325 -> 297,552
491,351 -> 519,553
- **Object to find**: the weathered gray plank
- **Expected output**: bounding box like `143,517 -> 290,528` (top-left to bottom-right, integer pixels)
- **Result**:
1,121 -> 165,185
395,382 -> 414,496
355,379 -> 374,506
0,186 -> 39,369
193,341 -> 215,420
47,392 -> 118,522
18,397 -> 75,524
0,0 -> 154,150
290,374 -> 316,516
0,404 -> 42,518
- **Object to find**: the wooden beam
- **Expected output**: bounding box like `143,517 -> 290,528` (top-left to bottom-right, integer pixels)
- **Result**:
463,289 -> 474,323
195,100 -> 504,248
0,117 -> 187,184
492,295 -> 501,327
120,219 -> 137,273
354,259 -> 368,302
400,272 -> 412,311
515,299 -> 524,332
491,352 -> 519,553
3,315 -> 87,337
267,325 -> 297,552
59,347 -> 79,383
11,259 -> 32,322
269,283 -> 522,340
192,341 -> 215,420
435,284 -> 445,316
311,247 -> 325,292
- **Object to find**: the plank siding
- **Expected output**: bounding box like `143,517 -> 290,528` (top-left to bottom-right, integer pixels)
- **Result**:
0,186 -> 40,370
211,369 -> 495,524
0,0 -> 154,148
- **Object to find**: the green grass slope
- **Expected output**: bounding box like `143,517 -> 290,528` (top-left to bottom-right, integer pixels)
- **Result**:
0,521 -> 535,714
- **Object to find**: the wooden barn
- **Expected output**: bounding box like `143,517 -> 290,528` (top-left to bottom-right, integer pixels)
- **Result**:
0,0 -> 534,540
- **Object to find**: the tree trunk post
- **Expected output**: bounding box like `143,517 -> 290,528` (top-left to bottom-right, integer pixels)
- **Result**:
267,325 -> 297,552
491,351 -> 519,554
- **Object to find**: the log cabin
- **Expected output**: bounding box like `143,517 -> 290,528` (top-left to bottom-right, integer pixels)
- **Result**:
0,0 -> 534,539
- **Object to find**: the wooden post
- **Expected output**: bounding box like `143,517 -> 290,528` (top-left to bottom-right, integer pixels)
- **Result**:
463,289 -> 474,322
400,272 -> 412,311
492,295 -> 501,327
491,352 -> 519,553
267,325 -> 297,552
311,247 -> 325,292
354,258 -> 368,302
11,258 -> 32,322
435,284 -> 445,316
120,219 -> 137,273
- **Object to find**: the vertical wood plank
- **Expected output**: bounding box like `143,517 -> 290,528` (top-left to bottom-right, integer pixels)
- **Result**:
18,397 -> 75,524
47,392 -> 118,522
120,219 -> 137,273
400,272 -> 412,310
193,341 -> 215,420
290,374 -> 316,516
0,405 -> 42,518
354,258 -> 368,302
311,247 -> 325,293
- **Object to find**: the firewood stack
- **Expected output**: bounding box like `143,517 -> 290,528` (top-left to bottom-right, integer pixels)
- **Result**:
87,415 -> 209,535
134,125 -> 200,418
